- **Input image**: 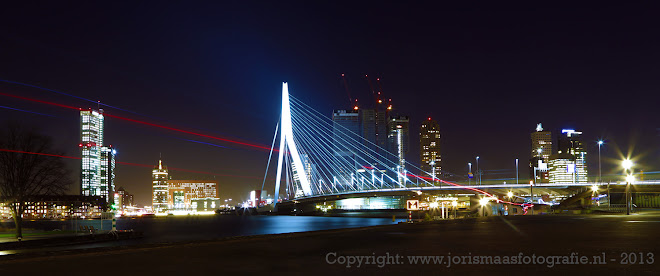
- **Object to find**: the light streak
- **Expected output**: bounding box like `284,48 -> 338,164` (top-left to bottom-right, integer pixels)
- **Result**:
0,105 -> 57,117
0,91 -> 274,152
0,91 -> 79,110
0,148 -> 261,180
405,173 -> 533,214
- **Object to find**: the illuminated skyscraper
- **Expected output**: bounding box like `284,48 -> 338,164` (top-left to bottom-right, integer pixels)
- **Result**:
551,129 -> 587,183
420,118 -> 441,180
387,115 -> 409,169
530,123 -> 552,183
100,145 -> 116,203
152,159 -> 169,212
80,109 -> 104,197
80,109 -> 116,205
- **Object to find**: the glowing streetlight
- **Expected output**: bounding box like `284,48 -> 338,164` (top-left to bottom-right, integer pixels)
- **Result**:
622,159 -> 633,170
597,141 -> 604,183
591,185 -> 598,192
430,160 -> 436,183
507,191 -> 513,198
479,197 -> 489,216
476,156 -> 480,185
622,159 -> 634,215
452,201 -> 458,207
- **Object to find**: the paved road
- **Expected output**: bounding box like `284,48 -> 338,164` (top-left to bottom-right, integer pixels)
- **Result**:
0,213 -> 658,275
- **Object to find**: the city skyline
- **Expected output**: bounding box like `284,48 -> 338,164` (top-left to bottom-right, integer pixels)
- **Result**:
1,4 -> 659,205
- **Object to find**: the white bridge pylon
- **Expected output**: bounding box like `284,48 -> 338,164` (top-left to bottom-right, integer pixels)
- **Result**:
274,82 -> 313,201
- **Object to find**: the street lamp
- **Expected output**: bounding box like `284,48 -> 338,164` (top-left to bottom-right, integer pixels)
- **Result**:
468,162 -> 472,185
535,148 -> 543,184
479,197 -> 489,216
597,141 -> 604,183
515,158 -> 519,185
430,160 -> 436,184
591,184 -> 598,193
507,191 -> 513,199
622,159 -> 634,215
476,156 -> 480,185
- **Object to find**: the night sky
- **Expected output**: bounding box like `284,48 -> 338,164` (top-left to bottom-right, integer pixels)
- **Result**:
1,3 -> 659,206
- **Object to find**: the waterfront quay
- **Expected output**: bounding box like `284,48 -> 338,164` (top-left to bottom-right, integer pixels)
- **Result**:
0,213 -> 657,275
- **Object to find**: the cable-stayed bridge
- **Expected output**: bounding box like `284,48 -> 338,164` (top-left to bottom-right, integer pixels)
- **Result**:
263,83 -> 660,213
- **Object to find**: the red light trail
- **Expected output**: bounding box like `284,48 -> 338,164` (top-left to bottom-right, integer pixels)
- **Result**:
0,148 -> 262,180
0,91 -> 275,152
405,173 -> 533,214
103,113 -> 274,152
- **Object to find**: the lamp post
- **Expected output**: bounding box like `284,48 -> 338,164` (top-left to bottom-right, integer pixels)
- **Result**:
479,197 -> 488,216
430,160 -> 436,184
476,156 -> 480,185
468,162 -> 472,185
515,158 -> 519,185
622,159 -> 633,215
452,200 -> 457,219
598,141 -> 604,183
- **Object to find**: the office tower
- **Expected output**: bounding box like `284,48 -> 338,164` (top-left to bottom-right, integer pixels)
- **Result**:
551,129 -> 587,183
530,123 -> 552,183
100,145 -> 116,204
80,109 -> 103,198
332,109 -> 360,157
387,115 -> 409,169
152,159 -> 169,212
420,118 -> 441,180
548,153 -> 578,183
80,108 -> 117,205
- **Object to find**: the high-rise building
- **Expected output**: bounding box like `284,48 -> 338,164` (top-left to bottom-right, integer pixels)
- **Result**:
420,118 -> 441,180
551,129 -> 587,183
100,146 -> 116,203
80,109 -> 104,198
387,115 -> 409,169
332,109 -> 360,157
152,160 -> 169,212
530,123 -> 552,183
80,109 -> 116,204
115,186 -> 134,211
548,153 -> 580,183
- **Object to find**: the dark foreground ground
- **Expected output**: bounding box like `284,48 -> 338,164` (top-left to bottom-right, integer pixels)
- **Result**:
0,213 -> 658,275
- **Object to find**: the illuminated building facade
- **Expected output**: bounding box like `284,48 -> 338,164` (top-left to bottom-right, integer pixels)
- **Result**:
166,180 -> 219,210
548,153 -> 581,183
152,160 -> 169,212
115,186 -> 134,211
420,118 -> 441,180
551,129 -> 588,183
100,146 -> 116,203
80,109 -> 116,204
0,195 -> 105,219
387,115 -> 409,169
530,123 -> 552,183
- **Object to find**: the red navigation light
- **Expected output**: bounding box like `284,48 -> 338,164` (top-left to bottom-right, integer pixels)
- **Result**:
353,106 -> 359,110
78,143 -> 83,147
428,117 -> 431,121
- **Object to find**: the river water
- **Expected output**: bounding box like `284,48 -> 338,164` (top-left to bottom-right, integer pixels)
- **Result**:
0,215 -> 399,254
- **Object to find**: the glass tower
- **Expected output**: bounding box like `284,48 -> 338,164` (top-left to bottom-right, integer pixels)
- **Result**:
420,118 -> 441,180
80,109 -> 104,198
152,159 -> 169,212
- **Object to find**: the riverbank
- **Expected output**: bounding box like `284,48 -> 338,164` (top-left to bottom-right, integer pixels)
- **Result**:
0,213 -> 657,275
